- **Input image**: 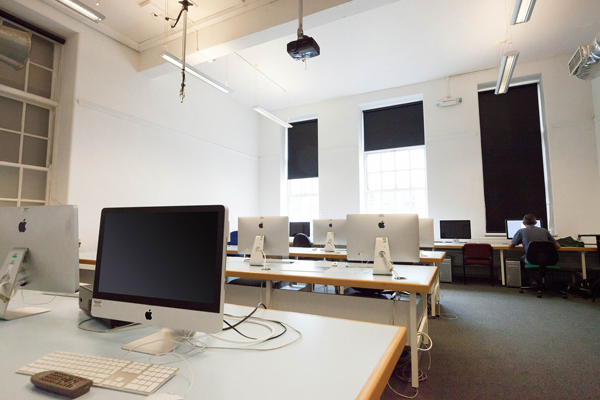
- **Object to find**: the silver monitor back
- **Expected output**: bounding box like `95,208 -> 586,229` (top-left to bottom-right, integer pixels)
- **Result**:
419,218 -> 434,248
0,205 -> 79,293
346,214 -> 420,263
313,219 -> 347,245
238,216 -> 289,257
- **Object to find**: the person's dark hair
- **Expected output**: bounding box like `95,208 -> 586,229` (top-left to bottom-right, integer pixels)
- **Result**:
523,214 -> 537,226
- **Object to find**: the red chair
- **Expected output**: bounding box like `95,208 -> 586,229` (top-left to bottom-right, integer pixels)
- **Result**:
462,243 -> 494,286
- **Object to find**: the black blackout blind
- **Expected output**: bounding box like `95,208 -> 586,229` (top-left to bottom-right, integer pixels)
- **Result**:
363,102 -> 424,151
478,83 -> 547,233
288,119 -> 318,180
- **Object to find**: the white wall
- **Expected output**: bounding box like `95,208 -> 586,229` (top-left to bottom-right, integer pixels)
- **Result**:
593,77 -> 600,180
259,54 -> 600,239
10,0 -> 260,251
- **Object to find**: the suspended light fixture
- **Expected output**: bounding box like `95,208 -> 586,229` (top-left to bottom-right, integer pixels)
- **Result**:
495,51 -> 519,95
252,106 -> 292,128
160,51 -> 232,94
510,0 -> 536,25
55,0 -> 105,22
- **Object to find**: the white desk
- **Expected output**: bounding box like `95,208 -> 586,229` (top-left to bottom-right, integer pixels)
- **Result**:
1,294 -> 406,400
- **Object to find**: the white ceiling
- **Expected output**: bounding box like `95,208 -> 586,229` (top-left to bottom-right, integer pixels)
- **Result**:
40,0 -> 600,110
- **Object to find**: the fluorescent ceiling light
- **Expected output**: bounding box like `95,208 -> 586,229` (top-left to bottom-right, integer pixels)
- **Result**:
510,0 -> 536,25
252,106 -> 292,128
160,51 -> 232,94
55,0 -> 105,22
495,51 -> 519,95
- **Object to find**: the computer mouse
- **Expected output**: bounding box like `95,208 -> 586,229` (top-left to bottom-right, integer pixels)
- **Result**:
145,393 -> 184,400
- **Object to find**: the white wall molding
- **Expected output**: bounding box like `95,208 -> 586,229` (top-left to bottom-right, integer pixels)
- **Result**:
426,132 -> 478,142
547,119 -> 595,130
320,147 -> 357,154
76,98 -> 258,160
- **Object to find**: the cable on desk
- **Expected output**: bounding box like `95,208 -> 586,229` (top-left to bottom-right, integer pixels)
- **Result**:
77,317 -> 141,333
20,289 -> 56,305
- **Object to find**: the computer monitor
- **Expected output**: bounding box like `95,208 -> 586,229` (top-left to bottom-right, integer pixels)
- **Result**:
237,216 -> 290,266
419,218 -> 434,248
347,214 -> 420,275
0,205 -> 79,320
91,205 -> 228,355
440,220 -> 471,242
289,221 -> 310,237
505,218 -> 543,239
313,219 -> 347,251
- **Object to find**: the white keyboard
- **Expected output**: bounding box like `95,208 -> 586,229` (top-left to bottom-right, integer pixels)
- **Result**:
17,351 -> 177,395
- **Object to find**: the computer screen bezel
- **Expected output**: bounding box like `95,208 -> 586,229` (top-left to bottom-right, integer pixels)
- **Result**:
505,218 -> 543,240
92,205 -> 227,314
346,214 -> 420,263
439,220 -> 472,240
313,219 -> 347,245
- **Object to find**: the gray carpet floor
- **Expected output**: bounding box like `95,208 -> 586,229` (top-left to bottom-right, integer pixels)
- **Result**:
381,281 -> 600,400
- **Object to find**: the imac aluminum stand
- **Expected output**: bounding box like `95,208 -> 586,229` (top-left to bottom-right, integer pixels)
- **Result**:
373,237 -> 392,276
324,232 -> 336,252
0,248 -> 50,320
249,235 -> 269,269
122,328 -> 193,355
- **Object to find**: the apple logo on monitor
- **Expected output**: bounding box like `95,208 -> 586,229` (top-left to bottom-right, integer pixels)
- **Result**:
328,223 -> 333,228
145,309 -> 152,320
18,219 -> 26,233
378,221 -> 385,229
259,222 -> 264,229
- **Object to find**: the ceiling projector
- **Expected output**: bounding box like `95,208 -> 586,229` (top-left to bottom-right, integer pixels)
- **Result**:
287,35 -> 320,61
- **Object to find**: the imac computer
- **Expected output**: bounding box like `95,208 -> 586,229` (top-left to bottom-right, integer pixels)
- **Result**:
237,216 -> 289,267
347,214 -> 420,276
440,220 -> 471,243
91,205 -> 228,355
506,218 -> 543,240
289,221 -> 310,237
419,218 -> 434,248
0,205 -> 79,320
313,219 -> 347,252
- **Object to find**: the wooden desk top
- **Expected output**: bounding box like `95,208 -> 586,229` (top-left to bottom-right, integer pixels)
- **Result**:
226,258 -> 438,293
433,243 -> 598,252
1,295 -> 406,400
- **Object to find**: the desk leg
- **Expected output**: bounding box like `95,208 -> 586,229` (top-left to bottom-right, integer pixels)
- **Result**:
430,265 -> 438,317
500,250 -> 506,286
581,252 -> 587,280
266,280 -> 272,307
409,292 -> 418,389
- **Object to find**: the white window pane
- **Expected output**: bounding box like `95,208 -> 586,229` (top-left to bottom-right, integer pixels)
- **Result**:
396,170 -> 410,189
27,64 -> 52,99
21,169 -> 47,201
367,192 -> 381,213
381,152 -> 395,171
381,171 -> 395,190
290,197 -> 301,214
411,169 -> 426,188
367,153 -> 380,172
302,178 -> 312,194
0,130 -> 20,163
0,61 -> 26,91
382,192 -> 395,213
301,196 -> 311,214
312,178 -> 319,194
396,190 -> 411,212
367,173 -> 381,190
0,165 -> 19,198
30,34 -> 54,69
311,195 -> 318,208
290,179 -> 302,195
395,150 -> 409,170
22,136 -> 48,167
0,96 -> 23,132
410,148 -> 425,169
411,189 -> 426,205
24,104 -> 50,138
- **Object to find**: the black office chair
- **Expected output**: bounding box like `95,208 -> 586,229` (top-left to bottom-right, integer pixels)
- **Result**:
228,230 -> 238,245
520,241 -> 565,298
292,233 -> 312,248
592,235 -> 600,302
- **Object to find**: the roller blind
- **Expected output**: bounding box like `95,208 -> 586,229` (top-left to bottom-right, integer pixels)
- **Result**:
478,83 -> 547,233
288,119 -> 318,180
363,102 -> 424,152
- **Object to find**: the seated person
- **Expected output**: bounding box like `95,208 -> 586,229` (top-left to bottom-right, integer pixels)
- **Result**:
508,214 -> 560,282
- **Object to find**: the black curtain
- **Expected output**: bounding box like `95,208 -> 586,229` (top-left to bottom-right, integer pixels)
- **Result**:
288,119 -> 318,180
478,83 -> 547,233
363,102 -> 424,151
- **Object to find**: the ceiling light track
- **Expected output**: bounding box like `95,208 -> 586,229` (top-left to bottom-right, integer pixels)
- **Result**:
510,0 -> 536,25
160,51 -> 232,94
252,106 -> 292,128
54,0 -> 105,22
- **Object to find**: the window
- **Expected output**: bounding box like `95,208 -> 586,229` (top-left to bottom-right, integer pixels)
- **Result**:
0,16 -> 61,208
363,102 -> 427,215
478,83 -> 548,233
287,119 -> 318,223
